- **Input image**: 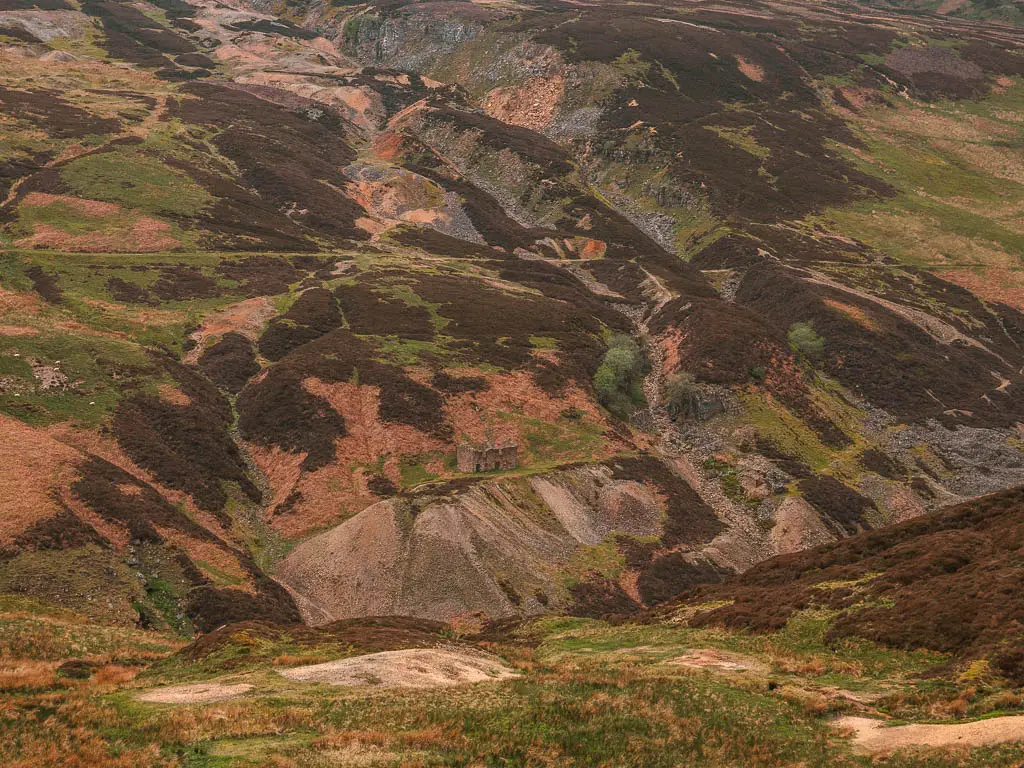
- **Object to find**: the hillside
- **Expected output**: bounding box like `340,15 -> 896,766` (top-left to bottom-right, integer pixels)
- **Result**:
1,0 -> 1024,761
666,485 -> 1024,683
5,490 -> 1024,766
1,0 -> 1023,636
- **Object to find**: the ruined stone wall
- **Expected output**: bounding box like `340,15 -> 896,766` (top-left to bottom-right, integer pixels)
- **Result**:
457,443 -> 518,473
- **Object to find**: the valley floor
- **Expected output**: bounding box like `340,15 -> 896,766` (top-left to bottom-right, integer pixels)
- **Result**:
5,596 -> 1024,767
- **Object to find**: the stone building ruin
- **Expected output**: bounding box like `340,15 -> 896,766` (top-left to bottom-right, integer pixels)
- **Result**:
457,441 -> 518,473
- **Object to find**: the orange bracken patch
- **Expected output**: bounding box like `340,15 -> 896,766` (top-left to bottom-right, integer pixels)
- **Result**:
579,238 -> 608,259
303,379 -> 445,465
372,131 -> 406,162
658,327 -> 686,375
15,218 -> 179,253
937,268 -> 1024,312
0,415 -> 81,543
43,422 -> 221,538
0,660 -> 59,690
444,369 -> 606,447
735,56 -> 765,82
823,298 -> 879,330
21,192 -> 121,217
157,384 -> 191,407
0,286 -> 42,315
184,297 -> 276,364
278,463 -> 377,537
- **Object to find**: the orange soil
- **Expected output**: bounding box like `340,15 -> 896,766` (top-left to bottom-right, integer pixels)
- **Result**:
578,238 -> 608,259
483,74 -> 565,131
372,132 -> 405,162
345,171 -> 443,232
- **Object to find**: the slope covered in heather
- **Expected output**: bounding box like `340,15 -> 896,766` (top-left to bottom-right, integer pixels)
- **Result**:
0,0 -> 1023,634
666,485 -> 1024,682
2,0 -> 1024,764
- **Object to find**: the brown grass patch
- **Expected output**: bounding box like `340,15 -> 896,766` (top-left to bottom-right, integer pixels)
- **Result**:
20,193 -> 120,217
937,267 -> 1024,311
184,296 -> 275,364
157,383 -> 191,406
0,659 -> 59,690
0,325 -> 40,336
15,219 -> 179,253
93,664 -> 140,685
823,298 -> 878,330
735,56 -> 765,82
0,415 -> 82,543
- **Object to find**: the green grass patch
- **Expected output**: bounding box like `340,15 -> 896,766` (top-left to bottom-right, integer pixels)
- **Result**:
60,151 -> 212,218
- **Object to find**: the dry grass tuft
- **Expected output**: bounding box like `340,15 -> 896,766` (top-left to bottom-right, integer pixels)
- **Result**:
0,660 -> 59,690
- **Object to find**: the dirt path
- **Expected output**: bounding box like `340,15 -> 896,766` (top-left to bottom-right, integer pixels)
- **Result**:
137,682 -> 253,704
667,648 -> 768,674
837,714 -> 1024,752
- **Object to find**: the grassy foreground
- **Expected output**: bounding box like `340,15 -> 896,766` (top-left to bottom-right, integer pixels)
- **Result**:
4,596 -> 1024,768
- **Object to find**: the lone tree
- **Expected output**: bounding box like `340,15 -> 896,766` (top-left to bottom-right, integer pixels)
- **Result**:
593,334 -> 647,419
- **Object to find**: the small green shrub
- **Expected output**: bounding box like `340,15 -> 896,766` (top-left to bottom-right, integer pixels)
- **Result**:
665,372 -> 696,420
788,321 -> 825,359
